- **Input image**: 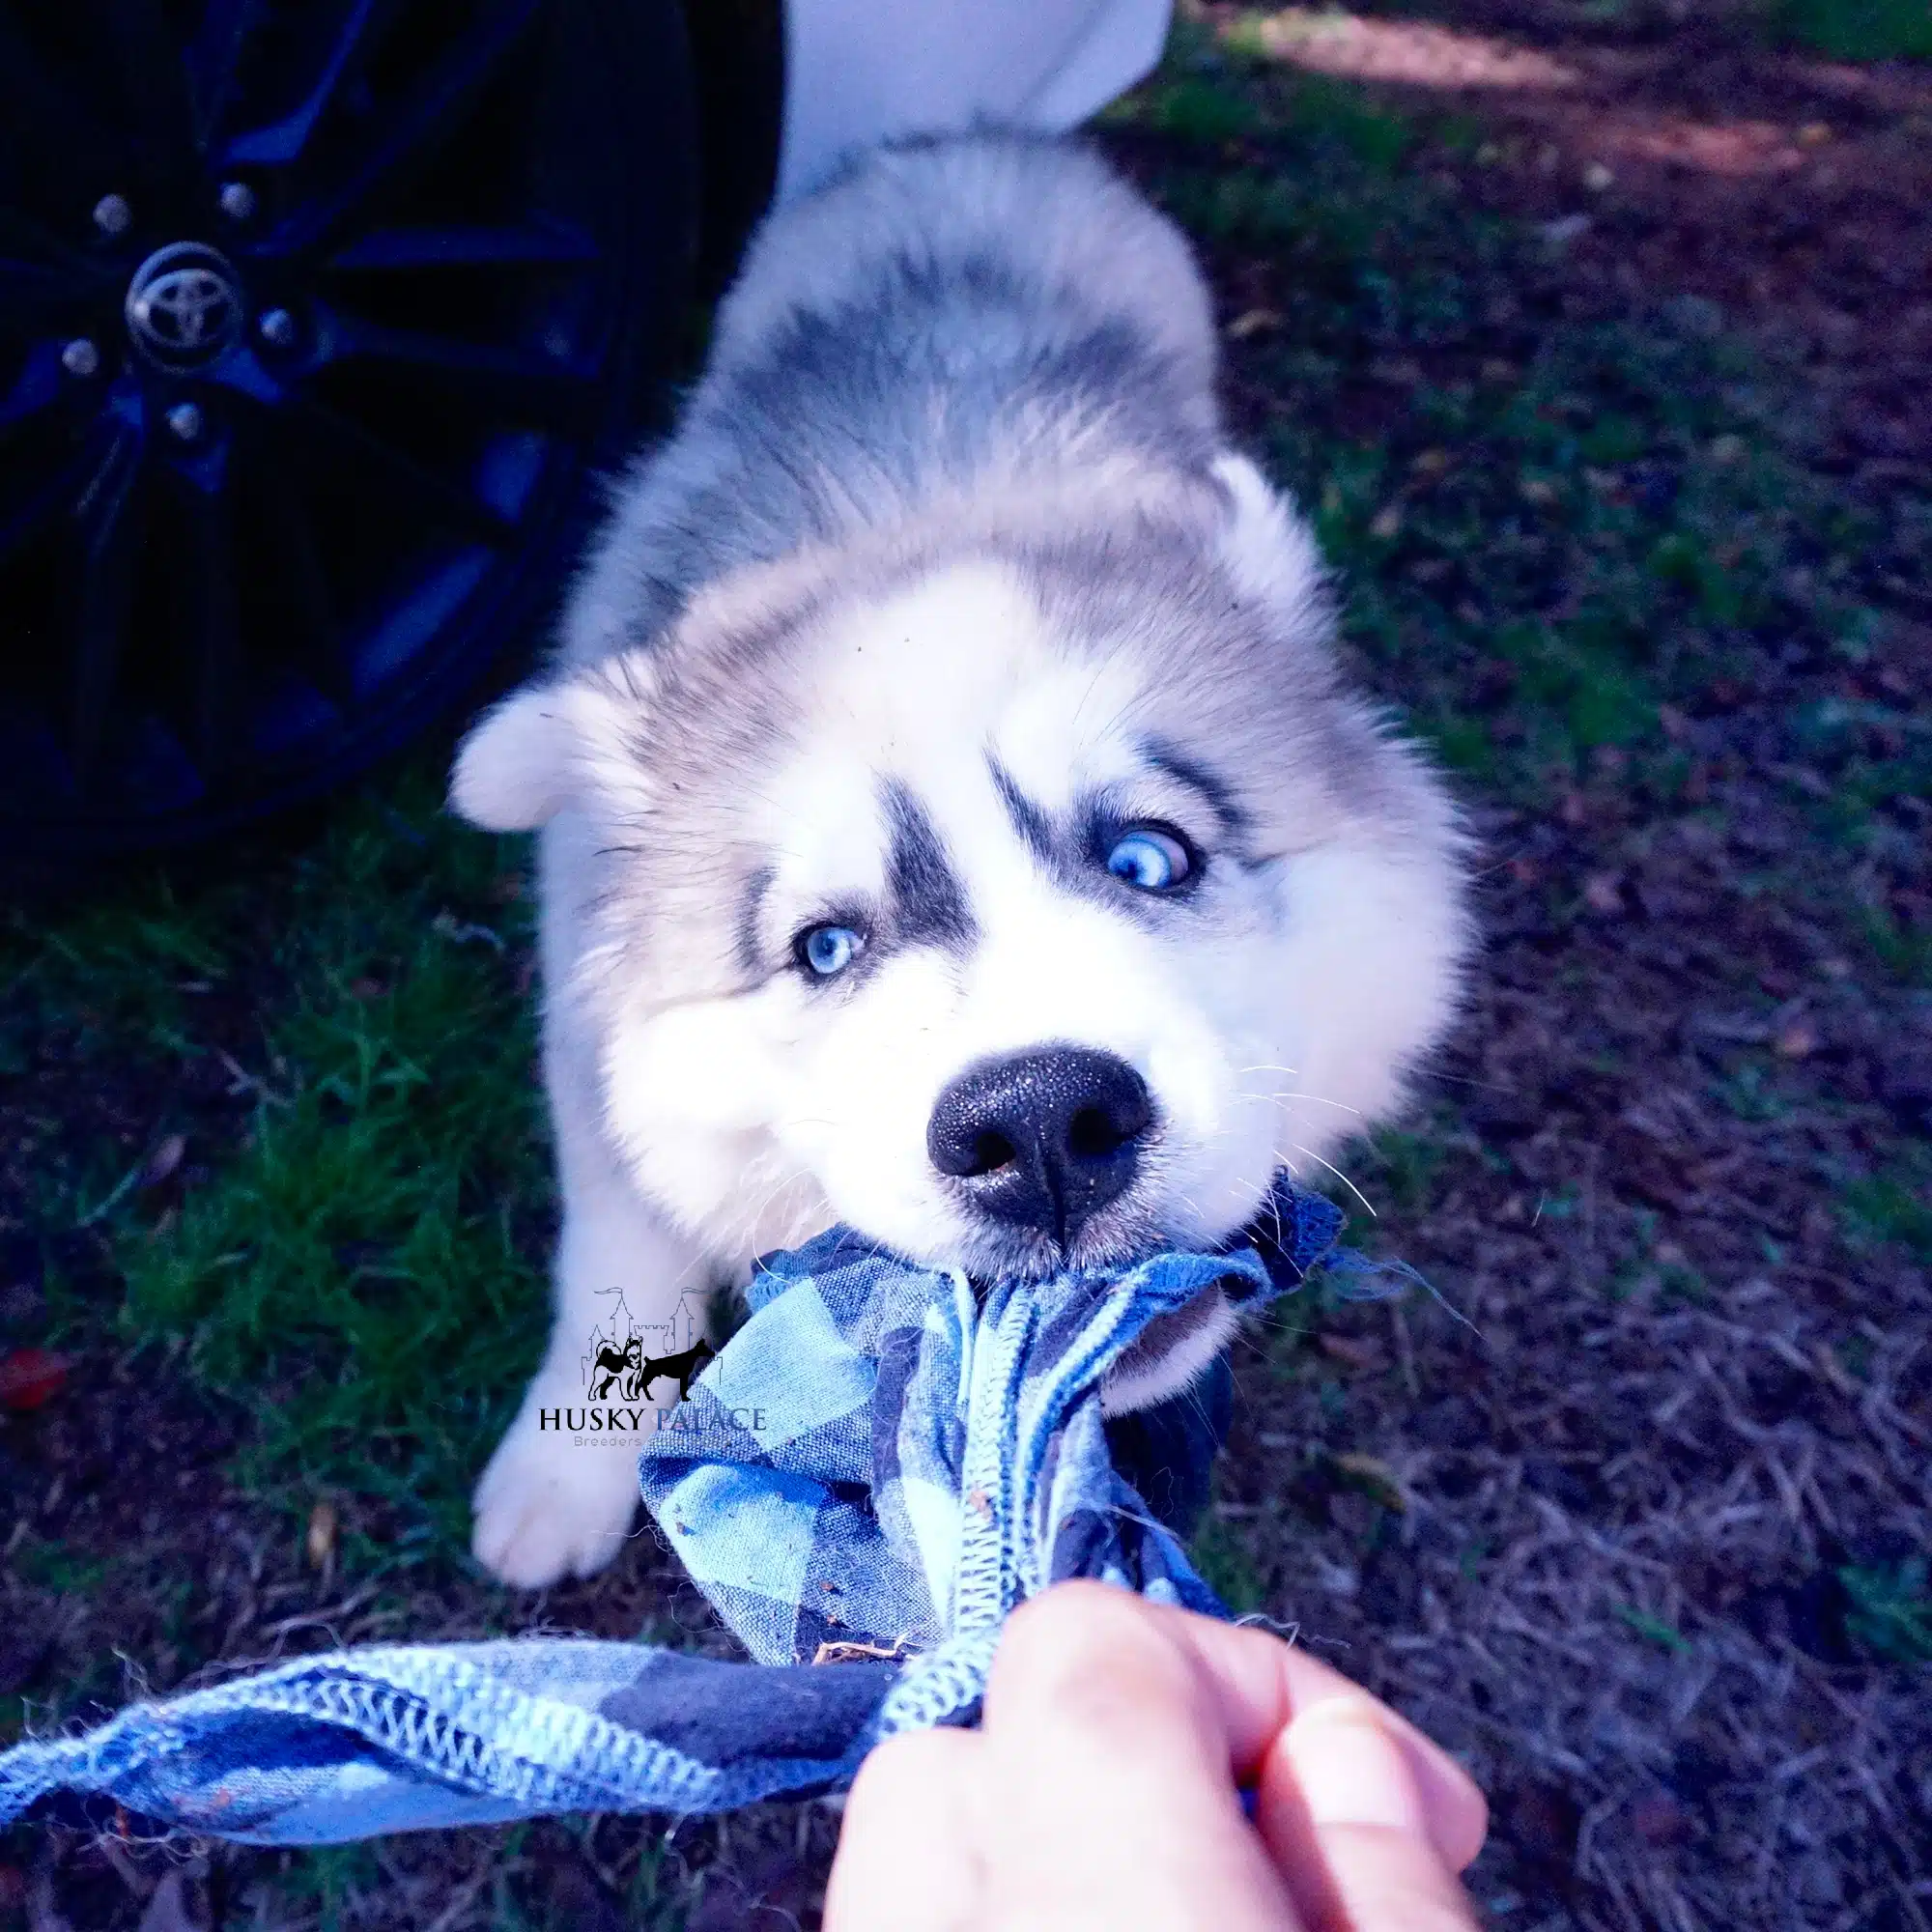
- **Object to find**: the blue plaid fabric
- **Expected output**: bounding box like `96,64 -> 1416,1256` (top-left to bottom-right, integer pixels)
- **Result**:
0,1180 -> 1394,1845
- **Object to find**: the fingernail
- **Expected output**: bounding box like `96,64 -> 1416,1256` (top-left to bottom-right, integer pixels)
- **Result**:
1285,1704 -> 1430,1837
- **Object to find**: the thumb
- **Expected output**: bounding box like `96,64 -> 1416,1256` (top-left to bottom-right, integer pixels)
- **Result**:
1256,1698 -> 1482,1932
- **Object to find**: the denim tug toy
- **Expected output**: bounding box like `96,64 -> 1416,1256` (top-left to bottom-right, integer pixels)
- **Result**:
0,1179 -> 1411,1844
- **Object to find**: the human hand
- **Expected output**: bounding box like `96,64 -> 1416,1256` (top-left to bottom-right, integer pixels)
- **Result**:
825,1580 -> 1487,1931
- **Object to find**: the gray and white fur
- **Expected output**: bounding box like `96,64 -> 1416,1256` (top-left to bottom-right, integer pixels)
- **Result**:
450,133 -> 1472,1588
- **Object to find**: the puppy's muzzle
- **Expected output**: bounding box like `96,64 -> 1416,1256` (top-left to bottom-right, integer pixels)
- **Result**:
927,1045 -> 1154,1248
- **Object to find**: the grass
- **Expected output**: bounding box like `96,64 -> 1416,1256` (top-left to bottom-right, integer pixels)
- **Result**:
1361,1125 -> 1448,1218
276,1844 -> 384,1932
1189,1511 -> 1268,1615
1840,1556 -> 1932,1665
7,14 -> 1930,1927
1613,1604 -> 1693,1656
1118,102 -> 1866,813
1861,900 -> 1932,988
14,769 -> 552,1583
121,920 -> 547,1572
1838,1155 -> 1932,1264
1111,31 -> 1928,1006
1772,0 -> 1932,60
11,0 -> 1915,1623
10,1540 -> 108,1596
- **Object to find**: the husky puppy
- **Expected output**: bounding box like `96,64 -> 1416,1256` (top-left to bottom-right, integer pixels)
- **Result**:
450,133 -> 1470,1588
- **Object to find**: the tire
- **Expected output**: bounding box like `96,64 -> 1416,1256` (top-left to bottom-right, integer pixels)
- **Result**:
0,0 -> 703,879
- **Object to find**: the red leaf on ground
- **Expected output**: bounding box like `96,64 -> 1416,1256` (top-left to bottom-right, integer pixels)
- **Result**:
0,1349 -> 68,1411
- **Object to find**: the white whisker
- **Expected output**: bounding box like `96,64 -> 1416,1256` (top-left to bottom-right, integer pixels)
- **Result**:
1234,1087 -> 1363,1118
1287,1143 -> 1377,1217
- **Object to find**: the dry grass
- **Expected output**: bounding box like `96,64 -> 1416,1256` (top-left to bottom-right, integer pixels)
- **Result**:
5,6 -> 1928,1927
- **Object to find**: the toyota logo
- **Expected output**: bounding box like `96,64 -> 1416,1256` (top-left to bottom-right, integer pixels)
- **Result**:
125,242 -> 245,372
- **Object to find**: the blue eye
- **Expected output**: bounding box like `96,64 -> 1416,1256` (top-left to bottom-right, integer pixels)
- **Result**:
1106,827 -> 1193,893
799,923 -> 865,978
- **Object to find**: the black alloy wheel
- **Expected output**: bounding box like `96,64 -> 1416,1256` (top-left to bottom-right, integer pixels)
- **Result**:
0,0 -> 700,878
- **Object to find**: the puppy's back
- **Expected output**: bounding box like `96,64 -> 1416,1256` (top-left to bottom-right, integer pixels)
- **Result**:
713,133 -> 1220,432
561,134 -> 1224,666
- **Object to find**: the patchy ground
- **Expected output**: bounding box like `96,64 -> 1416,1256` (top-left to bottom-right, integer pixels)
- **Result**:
1208,0 -> 1932,471
4,7 -> 1928,1929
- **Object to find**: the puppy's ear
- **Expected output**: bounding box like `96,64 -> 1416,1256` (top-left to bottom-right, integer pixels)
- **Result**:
449,685 -> 580,830
449,652 -> 659,831
1209,452 -> 1328,627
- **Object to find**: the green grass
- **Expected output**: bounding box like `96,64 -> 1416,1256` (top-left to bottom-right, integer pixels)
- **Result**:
1838,1155 -> 1932,1264
121,922 -> 548,1569
272,1843 -> 386,1932
1360,1126 -> 1447,1219
1115,19 -> 1927,1029
1112,75 -> 1888,809
1840,1557 -> 1932,1665
14,768 -> 552,1578
256,1822 -> 695,1931
1614,1604 -> 1693,1655
7,0 -> 1920,1660
1321,363 -> 1875,797
1718,1062 -> 1791,1123
1125,30 -> 1414,174
1772,0 -> 1932,60
1189,1511 -> 1267,1615
11,1539 -> 109,1595
1861,902 -> 1932,988
6,24 -> 1924,1927
1138,71 -> 1264,146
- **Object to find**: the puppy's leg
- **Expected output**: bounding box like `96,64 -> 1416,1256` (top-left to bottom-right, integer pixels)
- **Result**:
473,815 -> 710,1588
472,1097 -> 707,1587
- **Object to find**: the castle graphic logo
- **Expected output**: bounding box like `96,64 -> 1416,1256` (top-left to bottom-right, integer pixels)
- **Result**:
582,1286 -> 713,1402
537,1288 -> 764,1438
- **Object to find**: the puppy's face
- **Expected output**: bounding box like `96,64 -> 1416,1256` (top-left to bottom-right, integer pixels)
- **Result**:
456,466 -> 1469,1402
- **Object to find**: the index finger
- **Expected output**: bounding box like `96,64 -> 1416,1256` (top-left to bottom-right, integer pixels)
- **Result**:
980,1581 -> 1306,1930
1153,1602 -> 1488,1874
997,1583 -> 1487,1875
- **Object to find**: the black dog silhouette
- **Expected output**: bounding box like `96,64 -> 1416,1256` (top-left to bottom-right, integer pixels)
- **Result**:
588,1334 -> 641,1400
635,1338 -> 716,1404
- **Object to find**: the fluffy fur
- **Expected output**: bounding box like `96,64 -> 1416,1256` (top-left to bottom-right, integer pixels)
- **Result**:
449,133 -> 1472,1587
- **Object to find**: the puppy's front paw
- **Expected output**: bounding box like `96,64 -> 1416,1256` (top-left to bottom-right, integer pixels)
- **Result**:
471,1413 -> 642,1588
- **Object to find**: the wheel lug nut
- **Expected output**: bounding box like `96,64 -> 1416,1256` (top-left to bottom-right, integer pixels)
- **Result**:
92,193 -> 133,237
61,337 -> 100,379
166,402 -> 204,442
217,182 -> 257,221
258,307 -> 297,349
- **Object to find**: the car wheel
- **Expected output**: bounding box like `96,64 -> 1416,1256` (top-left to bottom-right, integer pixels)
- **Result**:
0,0 -> 698,877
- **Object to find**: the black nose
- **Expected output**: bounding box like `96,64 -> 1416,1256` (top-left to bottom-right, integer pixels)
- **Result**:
927,1045 -> 1155,1248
